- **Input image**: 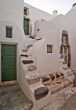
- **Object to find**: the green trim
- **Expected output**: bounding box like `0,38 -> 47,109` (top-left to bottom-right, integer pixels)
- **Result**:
24,18 -> 29,35
1,44 -> 17,82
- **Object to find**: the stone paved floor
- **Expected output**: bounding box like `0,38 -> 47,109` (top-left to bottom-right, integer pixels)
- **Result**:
0,84 -> 33,110
59,93 -> 76,110
1,84 -> 76,110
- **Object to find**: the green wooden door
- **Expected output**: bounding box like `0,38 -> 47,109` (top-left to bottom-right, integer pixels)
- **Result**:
1,44 -> 17,82
24,18 -> 29,35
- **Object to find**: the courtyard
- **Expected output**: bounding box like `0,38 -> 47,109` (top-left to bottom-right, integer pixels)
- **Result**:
0,84 -> 33,110
0,84 -> 76,110
59,93 -> 76,110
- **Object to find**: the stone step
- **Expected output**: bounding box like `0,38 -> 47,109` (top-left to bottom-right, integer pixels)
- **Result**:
22,60 -> 34,64
27,44 -> 33,49
20,54 -> 28,57
27,77 -> 40,85
29,35 -> 35,39
0,80 -> 18,87
27,65 -> 37,71
36,38 -> 42,40
22,49 -> 28,52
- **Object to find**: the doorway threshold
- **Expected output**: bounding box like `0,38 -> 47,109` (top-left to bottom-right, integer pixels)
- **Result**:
0,80 -> 18,87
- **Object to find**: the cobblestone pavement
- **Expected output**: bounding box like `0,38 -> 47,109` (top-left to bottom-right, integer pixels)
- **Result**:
59,93 -> 76,110
1,84 -> 76,110
0,84 -> 33,110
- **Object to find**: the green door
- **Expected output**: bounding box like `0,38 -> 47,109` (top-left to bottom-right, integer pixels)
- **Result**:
24,18 -> 29,35
1,44 -> 17,82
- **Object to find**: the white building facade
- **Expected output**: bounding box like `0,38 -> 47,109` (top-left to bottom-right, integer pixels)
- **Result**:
0,1 -> 76,110
0,0 -> 52,83
35,5 -> 76,71
0,0 -> 25,82
24,3 -> 53,36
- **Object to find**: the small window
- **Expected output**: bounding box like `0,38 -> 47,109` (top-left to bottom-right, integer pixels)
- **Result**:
37,29 -> 39,31
24,18 -> 29,35
6,26 -> 12,38
47,44 -> 53,53
24,7 -> 28,15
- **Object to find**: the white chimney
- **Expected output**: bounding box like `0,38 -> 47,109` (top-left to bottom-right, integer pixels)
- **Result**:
53,10 -> 58,16
72,3 -> 76,9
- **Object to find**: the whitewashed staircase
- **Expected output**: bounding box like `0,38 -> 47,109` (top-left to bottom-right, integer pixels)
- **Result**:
18,37 -> 75,110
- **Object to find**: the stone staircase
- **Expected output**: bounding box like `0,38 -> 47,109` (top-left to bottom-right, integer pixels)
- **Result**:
20,41 -> 39,83
21,35 -> 41,64
19,37 -> 75,110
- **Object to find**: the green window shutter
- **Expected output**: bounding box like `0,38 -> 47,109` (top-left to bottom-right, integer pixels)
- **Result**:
1,44 -> 17,82
6,26 -> 12,38
24,18 -> 29,35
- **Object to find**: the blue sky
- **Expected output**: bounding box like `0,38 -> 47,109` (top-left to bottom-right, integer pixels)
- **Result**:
24,0 -> 76,15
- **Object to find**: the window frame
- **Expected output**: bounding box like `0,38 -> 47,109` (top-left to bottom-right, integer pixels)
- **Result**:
47,44 -> 53,53
24,7 -> 29,16
24,18 -> 29,35
6,26 -> 12,38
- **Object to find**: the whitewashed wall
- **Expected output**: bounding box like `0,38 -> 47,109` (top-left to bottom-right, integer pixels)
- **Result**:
0,21 -> 26,82
53,8 -> 76,70
0,21 -> 26,51
35,20 -> 56,39
35,7 -> 76,72
0,0 -> 25,82
60,8 -> 76,70
36,31 -> 60,75
24,3 -> 52,35
0,0 -> 24,29
30,27 -> 60,75
0,0 -> 26,50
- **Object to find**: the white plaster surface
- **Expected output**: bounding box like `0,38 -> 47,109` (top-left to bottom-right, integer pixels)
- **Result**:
0,1 -> 76,110
34,8 -> 76,72
0,0 -> 24,29
0,0 -> 26,82
24,3 -> 53,35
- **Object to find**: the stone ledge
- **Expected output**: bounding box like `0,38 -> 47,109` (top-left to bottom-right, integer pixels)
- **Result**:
0,80 -> 18,87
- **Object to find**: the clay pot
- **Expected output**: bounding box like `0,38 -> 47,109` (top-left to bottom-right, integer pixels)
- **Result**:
42,76 -> 51,86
